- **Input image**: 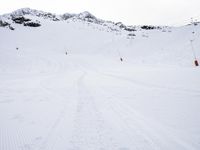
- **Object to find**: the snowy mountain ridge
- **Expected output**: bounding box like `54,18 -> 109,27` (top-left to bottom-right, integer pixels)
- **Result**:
0,8 -> 163,32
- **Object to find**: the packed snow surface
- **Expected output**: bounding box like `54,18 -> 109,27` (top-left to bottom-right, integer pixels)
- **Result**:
0,9 -> 200,150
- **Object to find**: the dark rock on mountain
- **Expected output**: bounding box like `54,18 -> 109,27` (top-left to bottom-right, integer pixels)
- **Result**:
24,21 -> 41,27
61,13 -> 75,20
115,22 -> 126,29
77,11 -> 102,24
9,26 -> 15,30
124,26 -> 136,32
0,20 -> 10,27
12,16 -> 31,24
141,25 -> 161,30
0,20 -> 15,30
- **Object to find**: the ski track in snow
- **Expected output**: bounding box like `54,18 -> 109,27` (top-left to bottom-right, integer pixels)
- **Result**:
0,55 -> 200,150
68,72 -> 117,150
0,17 -> 200,150
76,67 -> 199,150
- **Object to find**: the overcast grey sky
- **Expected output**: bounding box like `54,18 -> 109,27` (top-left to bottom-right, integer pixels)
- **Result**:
0,0 -> 200,26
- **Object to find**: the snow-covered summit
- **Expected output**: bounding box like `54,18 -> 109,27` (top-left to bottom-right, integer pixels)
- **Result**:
0,8 -> 105,30
1,8 -> 101,22
5,8 -> 60,26
76,11 -> 102,23
0,8 -> 163,32
2,8 -> 59,20
61,11 -> 103,24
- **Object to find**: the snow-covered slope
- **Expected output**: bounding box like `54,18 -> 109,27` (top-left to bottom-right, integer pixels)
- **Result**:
0,8 -> 200,150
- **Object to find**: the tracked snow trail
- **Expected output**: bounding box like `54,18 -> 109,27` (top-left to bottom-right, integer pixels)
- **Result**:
0,56 -> 199,150
73,65 -> 199,150
1,14 -> 200,150
0,54 -> 200,150
68,72 -> 118,150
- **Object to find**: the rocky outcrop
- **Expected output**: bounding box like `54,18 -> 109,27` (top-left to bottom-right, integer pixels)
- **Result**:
61,13 -> 75,20
0,20 -> 10,27
0,20 -> 14,30
141,25 -> 161,30
12,16 -> 31,24
23,21 -> 41,27
8,8 -> 60,21
11,16 -> 41,27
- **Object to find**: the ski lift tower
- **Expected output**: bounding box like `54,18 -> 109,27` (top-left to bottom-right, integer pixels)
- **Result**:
190,18 -> 199,66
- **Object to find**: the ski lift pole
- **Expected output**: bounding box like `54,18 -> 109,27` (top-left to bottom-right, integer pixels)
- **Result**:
190,40 -> 196,59
190,18 -> 199,66
113,33 -> 123,62
190,40 -> 199,66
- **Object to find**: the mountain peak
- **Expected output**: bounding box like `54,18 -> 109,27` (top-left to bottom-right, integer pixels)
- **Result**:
78,11 -> 96,19
76,11 -> 102,23
0,8 -> 163,32
2,8 -> 59,21
1,8 -> 100,22
8,8 -> 45,17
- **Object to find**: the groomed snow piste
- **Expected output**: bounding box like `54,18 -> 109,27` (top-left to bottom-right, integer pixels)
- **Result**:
0,8 -> 200,150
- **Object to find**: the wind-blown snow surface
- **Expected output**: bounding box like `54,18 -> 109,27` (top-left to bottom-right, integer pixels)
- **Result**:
0,12 -> 200,150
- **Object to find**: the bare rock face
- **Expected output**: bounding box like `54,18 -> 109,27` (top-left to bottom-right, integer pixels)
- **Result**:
12,16 -> 31,24
11,16 -> 41,27
0,20 -> 15,30
0,20 -> 9,27
61,13 -> 75,20
23,21 -> 41,27
141,25 -> 160,30
77,11 -> 100,23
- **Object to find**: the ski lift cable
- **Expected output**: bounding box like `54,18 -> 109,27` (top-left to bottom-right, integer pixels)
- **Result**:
190,18 -> 199,59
